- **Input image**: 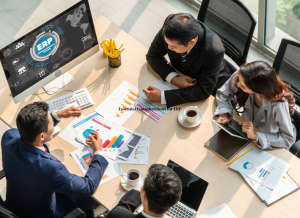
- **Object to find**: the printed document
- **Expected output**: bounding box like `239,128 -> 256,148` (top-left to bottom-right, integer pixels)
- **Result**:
230,145 -> 291,189
135,80 -> 178,121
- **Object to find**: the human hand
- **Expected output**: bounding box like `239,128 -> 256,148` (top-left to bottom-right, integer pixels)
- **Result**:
171,75 -> 197,89
85,132 -> 103,152
143,86 -> 161,102
216,114 -> 229,124
56,106 -> 82,119
239,122 -> 257,140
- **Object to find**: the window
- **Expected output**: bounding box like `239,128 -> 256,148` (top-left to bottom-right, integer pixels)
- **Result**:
265,0 -> 300,51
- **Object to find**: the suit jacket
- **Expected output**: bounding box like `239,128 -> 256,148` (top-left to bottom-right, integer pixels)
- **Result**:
1,115 -> 109,218
214,71 -> 297,150
105,190 -> 145,218
146,14 -> 230,108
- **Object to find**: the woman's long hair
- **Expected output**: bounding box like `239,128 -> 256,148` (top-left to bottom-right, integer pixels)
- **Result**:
233,61 -> 295,120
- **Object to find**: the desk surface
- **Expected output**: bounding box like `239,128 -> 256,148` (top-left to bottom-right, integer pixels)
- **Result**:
1,16 -> 300,218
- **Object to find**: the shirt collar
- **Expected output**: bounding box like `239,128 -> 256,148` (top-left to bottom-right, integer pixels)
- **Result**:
141,211 -> 166,218
37,146 -> 45,151
186,35 -> 198,54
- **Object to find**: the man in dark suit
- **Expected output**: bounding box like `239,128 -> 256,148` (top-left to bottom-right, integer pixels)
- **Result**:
1,102 -> 108,218
105,164 -> 182,218
144,13 -> 231,108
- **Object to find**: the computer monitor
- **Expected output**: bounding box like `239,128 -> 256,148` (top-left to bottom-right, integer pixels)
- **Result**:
0,0 -> 99,104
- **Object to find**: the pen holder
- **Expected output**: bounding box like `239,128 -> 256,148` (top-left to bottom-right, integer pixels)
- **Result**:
108,50 -> 121,68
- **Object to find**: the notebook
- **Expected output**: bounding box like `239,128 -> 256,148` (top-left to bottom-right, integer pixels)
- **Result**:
205,120 -> 251,161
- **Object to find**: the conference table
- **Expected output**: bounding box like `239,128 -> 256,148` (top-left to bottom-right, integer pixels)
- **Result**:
1,16 -> 300,218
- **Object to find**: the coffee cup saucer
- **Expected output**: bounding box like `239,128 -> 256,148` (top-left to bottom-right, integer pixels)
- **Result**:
121,172 -> 146,191
178,110 -> 202,128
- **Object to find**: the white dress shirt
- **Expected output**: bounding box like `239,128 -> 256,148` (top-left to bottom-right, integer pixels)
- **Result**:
161,36 -> 198,104
141,211 -> 167,218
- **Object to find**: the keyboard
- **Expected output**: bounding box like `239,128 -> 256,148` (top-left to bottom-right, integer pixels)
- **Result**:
46,88 -> 94,114
166,202 -> 195,218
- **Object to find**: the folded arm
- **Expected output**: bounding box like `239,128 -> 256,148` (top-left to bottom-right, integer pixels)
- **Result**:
165,51 -> 225,108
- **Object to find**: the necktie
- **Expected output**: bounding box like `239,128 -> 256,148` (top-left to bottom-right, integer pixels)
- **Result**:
43,145 -> 49,153
181,52 -> 187,73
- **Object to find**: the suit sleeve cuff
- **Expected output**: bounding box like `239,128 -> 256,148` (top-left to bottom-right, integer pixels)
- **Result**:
94,150 -> 109,161
161,91 -> 166,105
52,111 -> 62,121
166,72 -> 179,83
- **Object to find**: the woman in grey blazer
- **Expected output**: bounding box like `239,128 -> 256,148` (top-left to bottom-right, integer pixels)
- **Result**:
214,61 -> 296,150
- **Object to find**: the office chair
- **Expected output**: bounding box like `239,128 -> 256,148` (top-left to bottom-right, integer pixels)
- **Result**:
272,38 -> 300,158
0,170 -> 86,218
197,0 -> 257,67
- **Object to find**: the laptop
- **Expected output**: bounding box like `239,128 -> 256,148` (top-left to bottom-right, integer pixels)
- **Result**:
165,160 -> 209,218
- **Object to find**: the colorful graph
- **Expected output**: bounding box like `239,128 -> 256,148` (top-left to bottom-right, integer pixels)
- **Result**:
136,103 -> 161,121
81,150 -> 93,167
124,99 -> 132,105
82,129 -> 95,139
121,104 -> 128,109
257,168 -> 270,179
243,162 -> 254,170
134,146 -> 145,160
128,89 -> 140,97
107,136 -> 118,148
127,95 -> 136,101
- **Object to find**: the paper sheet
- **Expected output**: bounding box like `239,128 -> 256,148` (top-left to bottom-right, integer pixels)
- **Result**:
197,203 -> 237,218
117,136 -> 150,165
73,115 -> 131,160
117,131 -> 147,161
58,115 -> 92,151
70,149 -> 124,185
241,172 -> 298,205
230,145 -> 291,189
134,80 -> 178,121
94,81 -> 143,126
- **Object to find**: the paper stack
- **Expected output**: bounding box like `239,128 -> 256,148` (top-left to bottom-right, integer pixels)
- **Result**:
59,112 -> 150,185
229,145 -> 299,206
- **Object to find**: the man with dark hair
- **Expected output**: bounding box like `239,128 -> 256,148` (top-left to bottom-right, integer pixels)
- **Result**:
105,164 -> 182,218
1,102 -> 108,218
144,13 -> 231,108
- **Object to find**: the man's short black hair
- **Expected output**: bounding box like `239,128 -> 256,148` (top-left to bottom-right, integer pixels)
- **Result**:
16,102 -> 49,144
143,164 -> 182,214
162,13 -> 200,46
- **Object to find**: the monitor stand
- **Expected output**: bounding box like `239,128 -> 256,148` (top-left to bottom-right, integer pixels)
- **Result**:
43,72 -> 74,95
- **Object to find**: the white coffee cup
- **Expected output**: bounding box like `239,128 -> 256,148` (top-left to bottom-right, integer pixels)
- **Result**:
122,169 -> 140,186
184,106 -> 199,123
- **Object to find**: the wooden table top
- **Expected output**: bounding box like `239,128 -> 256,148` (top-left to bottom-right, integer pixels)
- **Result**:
0,16 -> 300,218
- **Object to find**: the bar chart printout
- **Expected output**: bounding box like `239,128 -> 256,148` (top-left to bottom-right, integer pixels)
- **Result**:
73,115 -> 131,160
135,80 -> 178,122
94,81 -> 143,125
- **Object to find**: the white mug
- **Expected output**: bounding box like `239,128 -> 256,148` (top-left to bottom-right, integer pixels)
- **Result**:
122,169 -> 140,186
184,106 -> 199,123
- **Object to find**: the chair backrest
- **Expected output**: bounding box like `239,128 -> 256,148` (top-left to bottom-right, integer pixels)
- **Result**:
273,38 -> 300,105
197,0 -> 256,66
0,197 -> 18,218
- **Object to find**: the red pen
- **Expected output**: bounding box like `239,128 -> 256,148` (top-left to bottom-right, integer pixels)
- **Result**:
149,88 -> 154,94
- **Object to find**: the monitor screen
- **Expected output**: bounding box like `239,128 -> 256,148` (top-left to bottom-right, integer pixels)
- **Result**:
0,0 -> 98,97
167,160 -> 209,211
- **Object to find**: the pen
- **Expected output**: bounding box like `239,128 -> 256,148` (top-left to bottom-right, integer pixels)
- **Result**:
227,148 -> 253,166
149,88 -> 154,94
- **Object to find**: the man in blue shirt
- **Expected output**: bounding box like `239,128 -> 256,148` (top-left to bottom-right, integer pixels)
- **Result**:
1,102 -> 108,218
